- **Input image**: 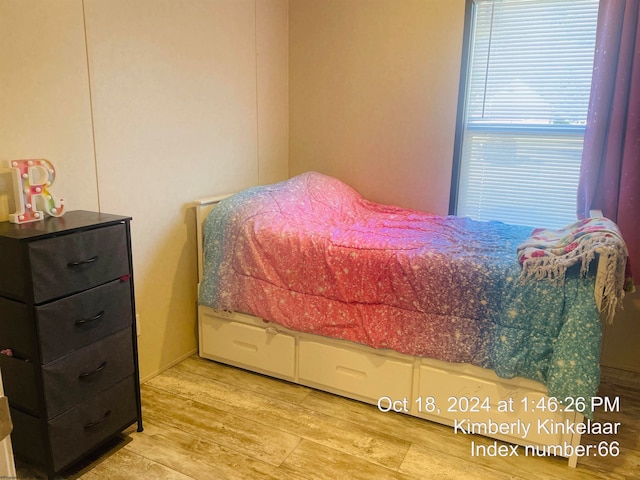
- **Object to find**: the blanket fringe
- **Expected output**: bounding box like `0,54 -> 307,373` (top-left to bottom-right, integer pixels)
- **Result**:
520,233 -> 628,324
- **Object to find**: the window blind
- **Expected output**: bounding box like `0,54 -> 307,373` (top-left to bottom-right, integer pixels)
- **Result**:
456,0 -> 599,229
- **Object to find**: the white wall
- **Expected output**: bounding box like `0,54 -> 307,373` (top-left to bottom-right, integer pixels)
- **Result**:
0,0 -> 289,380
289,0 -> 465,215
0,1 -> 99,213
601,292 -> 640,373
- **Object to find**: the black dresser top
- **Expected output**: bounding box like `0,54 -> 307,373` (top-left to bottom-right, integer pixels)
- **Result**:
0,211 -> 131,241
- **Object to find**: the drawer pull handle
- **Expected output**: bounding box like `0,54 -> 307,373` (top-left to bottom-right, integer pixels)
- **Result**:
79,361 -> 108,380
75,311 -> 105,327
84,410 -> 111,430
67,255 -> 99,267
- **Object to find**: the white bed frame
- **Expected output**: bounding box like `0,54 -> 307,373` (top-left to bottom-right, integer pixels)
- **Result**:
194,195 -> 609,468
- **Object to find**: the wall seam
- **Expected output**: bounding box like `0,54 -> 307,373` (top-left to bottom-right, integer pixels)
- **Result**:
255,0 -> 261,185
81,0 -> 101,212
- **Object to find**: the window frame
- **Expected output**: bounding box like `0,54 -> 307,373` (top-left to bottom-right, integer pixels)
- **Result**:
449,0 -> 474,217
449,0 -> 598,227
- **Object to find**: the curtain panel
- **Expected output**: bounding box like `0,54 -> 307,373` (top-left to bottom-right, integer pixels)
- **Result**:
577,0 -> 640,276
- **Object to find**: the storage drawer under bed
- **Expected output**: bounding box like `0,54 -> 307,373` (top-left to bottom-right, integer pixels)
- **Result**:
414,362 -> 580,447
199,311 -> 295,379
298,340 -> 413,404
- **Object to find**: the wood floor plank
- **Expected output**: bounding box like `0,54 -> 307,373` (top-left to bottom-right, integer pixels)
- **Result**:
78,449 -> 192,480
122,420 -> 302,480
141,384 -> 300,467
302,389 -> 462,446
399,442 -> 522,480
177,357 -> 312,405
279,439 -> 416,480
419,434 -> 621,480
147,366 -> 412,469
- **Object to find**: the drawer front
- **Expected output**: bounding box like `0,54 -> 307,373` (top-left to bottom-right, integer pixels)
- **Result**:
298,340 -> 413,403
36,278 -> 133,364
28,224 -> 129,303
0,297 -> 37,359
0,237 -> 25,301
0,355 -> 37,414
200,312 -> 295,378
49,375 -> 138,471
42,329 -> 134,419
415,364 -> 574,446
9,407 -> 45,466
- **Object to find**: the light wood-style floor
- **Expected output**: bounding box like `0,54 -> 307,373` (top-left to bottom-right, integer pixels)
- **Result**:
16,356 -> 640,479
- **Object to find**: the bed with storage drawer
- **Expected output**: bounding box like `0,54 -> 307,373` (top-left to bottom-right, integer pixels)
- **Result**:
193,172 -> 628,467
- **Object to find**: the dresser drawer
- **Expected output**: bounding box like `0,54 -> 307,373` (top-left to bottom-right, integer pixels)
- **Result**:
12,375 -> 137,472
28,224 -> 129,304
35,278 -> 133,364
8,407 -> 45,466
49,375 -> 137,471
0,297 -> 36,360
42,329 -> 134,419
0,354 -> 37,414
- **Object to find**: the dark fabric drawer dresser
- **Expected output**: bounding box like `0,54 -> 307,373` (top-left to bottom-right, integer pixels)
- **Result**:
0,210 -> 143,479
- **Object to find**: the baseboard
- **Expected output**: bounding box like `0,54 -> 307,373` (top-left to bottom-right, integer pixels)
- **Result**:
600,365 -> 640,388
139,348 -> 198,384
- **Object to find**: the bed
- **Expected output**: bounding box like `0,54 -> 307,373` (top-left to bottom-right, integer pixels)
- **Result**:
193,172 -> 628,467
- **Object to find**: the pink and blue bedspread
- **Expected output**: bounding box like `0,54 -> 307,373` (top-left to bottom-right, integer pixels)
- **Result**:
199,172 -> 602,412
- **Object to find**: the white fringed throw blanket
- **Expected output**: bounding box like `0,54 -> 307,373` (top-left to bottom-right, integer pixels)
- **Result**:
517,217 -> 630,324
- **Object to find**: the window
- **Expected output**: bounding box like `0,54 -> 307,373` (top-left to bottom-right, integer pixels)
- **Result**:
450,0 -> 599,229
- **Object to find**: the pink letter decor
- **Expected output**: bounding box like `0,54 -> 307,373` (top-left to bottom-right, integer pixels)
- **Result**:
8,159 -> 66,224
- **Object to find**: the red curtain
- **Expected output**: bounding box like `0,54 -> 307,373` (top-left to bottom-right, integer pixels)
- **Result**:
577,0 -> 640,276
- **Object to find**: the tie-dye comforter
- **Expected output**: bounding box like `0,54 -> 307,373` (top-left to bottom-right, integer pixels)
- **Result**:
199,172 -> 601,411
